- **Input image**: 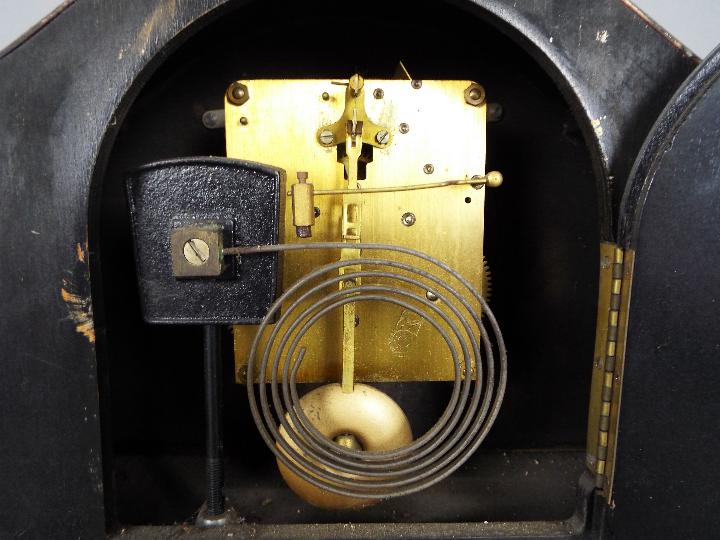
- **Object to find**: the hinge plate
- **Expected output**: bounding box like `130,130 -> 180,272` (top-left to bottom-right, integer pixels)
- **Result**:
586,242 -> 635,501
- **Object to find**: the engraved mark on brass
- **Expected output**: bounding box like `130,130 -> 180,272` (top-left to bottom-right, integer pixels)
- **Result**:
388,309 -> 424,358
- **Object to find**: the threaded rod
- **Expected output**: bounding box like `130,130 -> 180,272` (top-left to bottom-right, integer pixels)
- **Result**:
203,324 -> 224,516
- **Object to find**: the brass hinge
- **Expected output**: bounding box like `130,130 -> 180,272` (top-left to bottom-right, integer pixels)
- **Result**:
586,242 -> 635,500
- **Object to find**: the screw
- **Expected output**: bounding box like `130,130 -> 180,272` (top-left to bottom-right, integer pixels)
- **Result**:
239,116 -> 248,125
183,238 -> 210,266
399,123 -> 409,134
423,163 -> 434,175
376,130 -> 390,145
314,207 -> 321,218
322,92 -> 330,101
426,291 -> 439,302
373,88 -> 384,99
401,212 -> 416,227
319,130 -> 335,145
411,79 -> 422,89
354,315 -> 360,327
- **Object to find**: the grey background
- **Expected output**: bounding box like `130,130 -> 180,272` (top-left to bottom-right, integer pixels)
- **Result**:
0,0 -> 718,57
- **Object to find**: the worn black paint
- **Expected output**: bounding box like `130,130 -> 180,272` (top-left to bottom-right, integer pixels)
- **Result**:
127,158 -> 281,324
0,0 -> 699,538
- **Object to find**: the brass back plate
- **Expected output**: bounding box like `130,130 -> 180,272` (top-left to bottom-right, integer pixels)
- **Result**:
227,79 -> 487,383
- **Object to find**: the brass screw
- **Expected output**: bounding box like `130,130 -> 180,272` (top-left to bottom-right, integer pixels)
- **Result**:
239,116 -> 248,125
183,238 -> 210,266
373,88 -> 384,99
376,130 -> 390,145
399,123 -> 410,134
401,212 -> 416,227
319,130 -> 335,145
426,291 -> 439,302
322,92 -> 330,101
411,79 -> 422,89
423,163 -> 434,174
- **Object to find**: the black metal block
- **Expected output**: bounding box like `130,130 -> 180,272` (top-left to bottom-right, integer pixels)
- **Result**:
126,157 -> 284,324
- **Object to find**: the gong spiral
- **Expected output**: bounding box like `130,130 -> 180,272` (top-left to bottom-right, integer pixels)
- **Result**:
239,242 -> 507,501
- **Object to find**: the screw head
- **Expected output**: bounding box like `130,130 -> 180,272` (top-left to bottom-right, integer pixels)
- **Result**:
373,88 -> 384,99
411,79 -> 422,89
375,130 -> 390,145
401,212 -> 416,227
426,290 -> 439,302
322,92 -> 330,101
399,122 -> 410,134
239,116 -> 248,125
314,207 -> 321,218
183,238 -> 210,266
464,83 -> 486,106
319,130 -> 335,145
227,82 -> 250,106
423,163 -> 434,175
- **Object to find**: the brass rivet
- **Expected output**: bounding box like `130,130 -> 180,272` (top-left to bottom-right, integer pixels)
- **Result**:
239,116 -> 248,125
423,164 -> 434,175
322,92 -> 330,101
399,123 -> 409,134
373,88 -> 384,99
401,212 -> 416,227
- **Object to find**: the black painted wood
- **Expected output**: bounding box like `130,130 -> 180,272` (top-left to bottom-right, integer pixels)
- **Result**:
612,45 -> 720,539
0,0 -> 697,538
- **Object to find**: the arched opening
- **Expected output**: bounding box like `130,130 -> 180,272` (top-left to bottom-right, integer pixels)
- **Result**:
92,0 -> 601,526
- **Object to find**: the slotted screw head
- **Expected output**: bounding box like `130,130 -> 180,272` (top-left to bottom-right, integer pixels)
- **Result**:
319,130 -> 335,145
183,238 -> 210,266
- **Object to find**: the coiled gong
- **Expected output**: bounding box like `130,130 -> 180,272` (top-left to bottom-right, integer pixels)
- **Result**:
239,242 -> 507,508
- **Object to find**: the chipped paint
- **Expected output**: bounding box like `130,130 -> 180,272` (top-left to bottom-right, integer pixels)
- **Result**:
596,30 -> 609,44
592,115 -> 607,137
75,242 -> 86,263
61,242 -> 95,344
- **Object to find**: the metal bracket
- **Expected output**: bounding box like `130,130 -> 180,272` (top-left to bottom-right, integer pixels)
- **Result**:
171,223 -> 225,278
